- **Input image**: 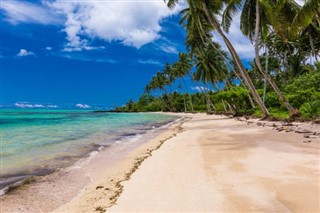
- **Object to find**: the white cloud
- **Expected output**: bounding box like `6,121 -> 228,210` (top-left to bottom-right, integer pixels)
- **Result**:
15,103 -> 45,108
296,0 -> 305,6
59,53 -> 117,63
76,103 -> 90,109
2,0 -> 184,52
62,44 -> 105,52
48,0 -> 182,50
138,59 -> 163,66
14,102 -> 59,108
159,45 -> 178,54
46,46 -> 53,51
17,49 -> 34,57
0,1 -> 60,25
191,86 -> 212,92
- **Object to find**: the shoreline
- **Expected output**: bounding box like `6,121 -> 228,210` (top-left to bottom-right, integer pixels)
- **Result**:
1,113 -> 319,212
0,112 -> 180,195
0,114 -> 186,212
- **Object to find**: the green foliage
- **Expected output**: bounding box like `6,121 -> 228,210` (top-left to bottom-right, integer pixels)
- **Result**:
265,92 -> 281,108
299,100 -> 320,119
287,88 -> 320,108
285,72 -> 320,108
214,86 -> 251,112
285,72 -> 320,93
269,108 -> 290,119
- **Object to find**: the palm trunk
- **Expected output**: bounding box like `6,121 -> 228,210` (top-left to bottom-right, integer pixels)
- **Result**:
162,88 -> 173,112
205,83 -> 217,111
156,99 -> 164,111
221,100 -> 228,113
262,45 -> 268,103
227,101 -> 238,115
197,18 -> 256,110
183,94 -> 187,112
187,73 -> 215,112
309,30 -> 318,61
202,1 -> 270,117
182,77 -> 194,112
254,1 -> 296,116
179,80 -> 187,112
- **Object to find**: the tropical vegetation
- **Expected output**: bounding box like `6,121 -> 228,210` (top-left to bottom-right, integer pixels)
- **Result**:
115,0 -> 320,120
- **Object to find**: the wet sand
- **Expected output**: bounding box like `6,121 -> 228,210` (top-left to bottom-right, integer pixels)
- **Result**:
1,113 -> 319,212
0,117 -> 186,213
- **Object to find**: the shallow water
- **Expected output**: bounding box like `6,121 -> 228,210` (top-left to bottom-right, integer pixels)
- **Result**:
0,109 -> 178,193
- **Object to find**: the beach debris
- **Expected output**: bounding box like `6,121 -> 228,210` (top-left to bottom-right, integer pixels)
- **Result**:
95,206 -> 106,212
256,122 -> 266,127
283,122 -> 295,126
96,186 -> 104,190
295,130 -> 313,134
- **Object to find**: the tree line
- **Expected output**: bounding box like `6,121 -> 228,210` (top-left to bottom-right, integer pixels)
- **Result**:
115,0 -> 320,120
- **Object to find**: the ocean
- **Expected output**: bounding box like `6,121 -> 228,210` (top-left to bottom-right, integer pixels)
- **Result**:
0,109 -> 179,195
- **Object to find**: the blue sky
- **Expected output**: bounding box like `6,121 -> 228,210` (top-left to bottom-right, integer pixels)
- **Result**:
1,0 -> 254,109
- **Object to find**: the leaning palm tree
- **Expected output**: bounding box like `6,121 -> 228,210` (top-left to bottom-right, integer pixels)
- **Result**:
167,0 -> 270,117
155,71 -> 174,111
222,0 -> 298,116
163,63 -> 175,93
193,43 -> 229,113
172,53 -> 195,112
146,72 -> 172,111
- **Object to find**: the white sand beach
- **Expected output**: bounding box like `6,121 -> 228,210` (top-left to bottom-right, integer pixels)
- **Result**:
1,113 -> 319,212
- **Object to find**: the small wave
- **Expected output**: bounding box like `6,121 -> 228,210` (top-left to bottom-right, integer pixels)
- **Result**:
0,168 -> 53,196
113,133 -> 143,146
0,175 -> 32,196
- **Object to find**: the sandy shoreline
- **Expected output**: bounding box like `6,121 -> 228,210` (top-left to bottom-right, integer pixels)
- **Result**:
107,113 -> 319,212
0,115 -> 186,212
1,113 -> 319,212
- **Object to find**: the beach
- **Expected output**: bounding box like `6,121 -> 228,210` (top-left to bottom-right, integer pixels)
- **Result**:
1,113 -> 320,212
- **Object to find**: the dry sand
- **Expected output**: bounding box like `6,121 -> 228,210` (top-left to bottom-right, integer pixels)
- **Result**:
107,114 -> 319,212
1,113 -> 319,212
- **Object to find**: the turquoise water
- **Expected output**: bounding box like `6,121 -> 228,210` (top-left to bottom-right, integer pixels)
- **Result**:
0,109 -> 178,192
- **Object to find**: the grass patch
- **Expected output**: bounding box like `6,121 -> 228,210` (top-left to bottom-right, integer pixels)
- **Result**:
269,108 -> 290,120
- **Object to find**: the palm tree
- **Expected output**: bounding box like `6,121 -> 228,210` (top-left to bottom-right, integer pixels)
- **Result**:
145,72 -> 173,111
193,43 -> 230,113
172,53 -> 194,112
222,0 -> 298,116
181,5 -> 254,111
193,42 -> 228,85
167,0 -> 270,117
163,63 -> 175,93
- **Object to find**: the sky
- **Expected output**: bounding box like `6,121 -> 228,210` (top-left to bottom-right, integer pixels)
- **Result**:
1,0 -> 255,109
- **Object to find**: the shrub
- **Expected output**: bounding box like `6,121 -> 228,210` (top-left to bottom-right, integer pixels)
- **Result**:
299,100 -> 320,119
